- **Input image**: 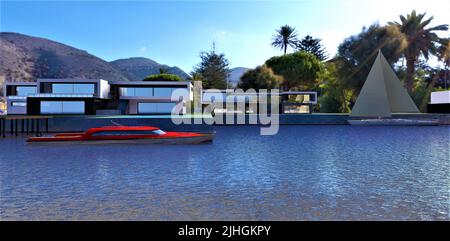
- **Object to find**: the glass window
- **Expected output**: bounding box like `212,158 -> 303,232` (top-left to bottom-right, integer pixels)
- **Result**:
303,95 -> 310,103
92,130 -> 158,136
152,130 -> 166,135
138,103 -> 157,113
171,88 -> 188,100
153,88 -> 173,98
120,87 -> 153,97
40,101 -> 84,114
138,102 -> 175,114
16,86 -> 36,96
73,84 -> 95,94
134,88 -> 153,97
52,83 -> 95,94
41,101 -> 63,114
120,87 -> 135,97
287,94 -> 311,103
52,84 -> 73,94
11,102 -> 27,107
62,101 -> 85,114
157,103 -> 176,113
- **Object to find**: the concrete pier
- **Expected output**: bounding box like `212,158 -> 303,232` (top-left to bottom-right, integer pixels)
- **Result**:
0,116 -> 51,137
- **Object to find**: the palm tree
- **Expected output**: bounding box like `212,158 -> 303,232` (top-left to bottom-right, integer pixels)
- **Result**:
388,10 -> 448,93
437,38 -> 450,89
271,25 -> 299,55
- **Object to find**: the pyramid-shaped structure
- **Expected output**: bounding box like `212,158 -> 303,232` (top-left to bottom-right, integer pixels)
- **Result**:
350,51 -> 420,117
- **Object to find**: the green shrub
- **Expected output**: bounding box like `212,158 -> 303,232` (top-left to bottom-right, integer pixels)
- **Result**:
319,90 -> 344,113
142,74 -> 182,82
265,51 -> 324,90
238,65 -> 282,91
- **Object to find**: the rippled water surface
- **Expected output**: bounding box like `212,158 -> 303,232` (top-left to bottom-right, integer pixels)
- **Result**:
0,126 -> 449,220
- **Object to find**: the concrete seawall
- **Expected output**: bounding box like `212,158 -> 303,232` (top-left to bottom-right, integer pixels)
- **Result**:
44,114 -> 350,132
1,113 -> 449,134
211,114 -> 350,125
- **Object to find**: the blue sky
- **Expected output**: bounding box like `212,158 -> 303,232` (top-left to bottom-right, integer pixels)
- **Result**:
1,0 -> 449,73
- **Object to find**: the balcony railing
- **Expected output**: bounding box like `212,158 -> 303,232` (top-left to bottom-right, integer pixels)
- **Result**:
28,94 -> 94,98
6,96 -> 27,100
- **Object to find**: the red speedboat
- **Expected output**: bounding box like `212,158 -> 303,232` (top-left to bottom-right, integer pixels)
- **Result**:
27,126 -> 214,144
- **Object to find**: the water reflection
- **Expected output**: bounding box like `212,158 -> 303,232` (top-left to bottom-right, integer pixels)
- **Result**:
0,126 -> 449,220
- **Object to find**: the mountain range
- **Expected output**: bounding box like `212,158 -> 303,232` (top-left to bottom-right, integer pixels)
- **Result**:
0,32 -> 251,93
0,32 -> 190,84
110,57 -> 189,81
228,67 -> 250,87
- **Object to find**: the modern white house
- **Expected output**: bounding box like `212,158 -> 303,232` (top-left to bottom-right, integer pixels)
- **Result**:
4,82 -> 38,115
4,78 -> 320,115
428,90 -> 450,113
109,81 -> 193,115
26,79 -> 110,115
4,79 -> 193,115
280,91 -> 317,114
202,89 -> 317,114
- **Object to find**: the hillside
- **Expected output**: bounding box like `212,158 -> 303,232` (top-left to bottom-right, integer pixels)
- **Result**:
110,57 -> 189,81
0,32 -> 129,82
0,32 -> 190,84
228,67 -> 250,87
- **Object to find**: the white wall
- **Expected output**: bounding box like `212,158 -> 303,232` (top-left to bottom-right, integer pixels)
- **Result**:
431,91 -> 450,104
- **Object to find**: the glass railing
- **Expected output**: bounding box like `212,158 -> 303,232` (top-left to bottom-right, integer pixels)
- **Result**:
28,94 -> 94,98
6,96 -> 27,100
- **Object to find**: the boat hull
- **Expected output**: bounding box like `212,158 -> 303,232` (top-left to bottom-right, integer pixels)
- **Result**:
27,133 -> 214,145
348,119 -> 439,126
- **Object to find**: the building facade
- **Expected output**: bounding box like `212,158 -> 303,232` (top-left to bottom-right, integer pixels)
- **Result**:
26,79 -> 110,115
109,81 -> 193,115
202,90 -> 317,114
4,82 -> 38,115
4,79 -> 318,115
4,79 -> 193,115
427,90 -> 450,113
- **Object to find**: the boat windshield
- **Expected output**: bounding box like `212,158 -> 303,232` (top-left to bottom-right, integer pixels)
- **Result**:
152,130 -> 166,135
92,130 -> 161,136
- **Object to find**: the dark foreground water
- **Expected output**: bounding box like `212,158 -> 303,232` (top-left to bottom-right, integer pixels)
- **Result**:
0,126 -> 449,220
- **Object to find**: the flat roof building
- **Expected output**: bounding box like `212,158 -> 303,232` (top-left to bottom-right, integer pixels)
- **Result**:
4,82 -> 38,115
4,79 -> 193,115
109,81 -> 193,115
202,90 -> 317,114
428,90 -> 450,113
27,79 -> 110,115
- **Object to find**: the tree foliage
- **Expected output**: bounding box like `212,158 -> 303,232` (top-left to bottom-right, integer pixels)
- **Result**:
271,25 -> 299,55
388,10 -> 449,93
335,23 -> 405,96
437,38 -> 450,67
142,73 -> 182,82
317,62 -> 351,113
265,51 -> 324,90
262,11 -> 449,113
238,65 -> 283,91
191,47 -> 230,89
296,35 -> 328,61
437,38 -> 450,89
